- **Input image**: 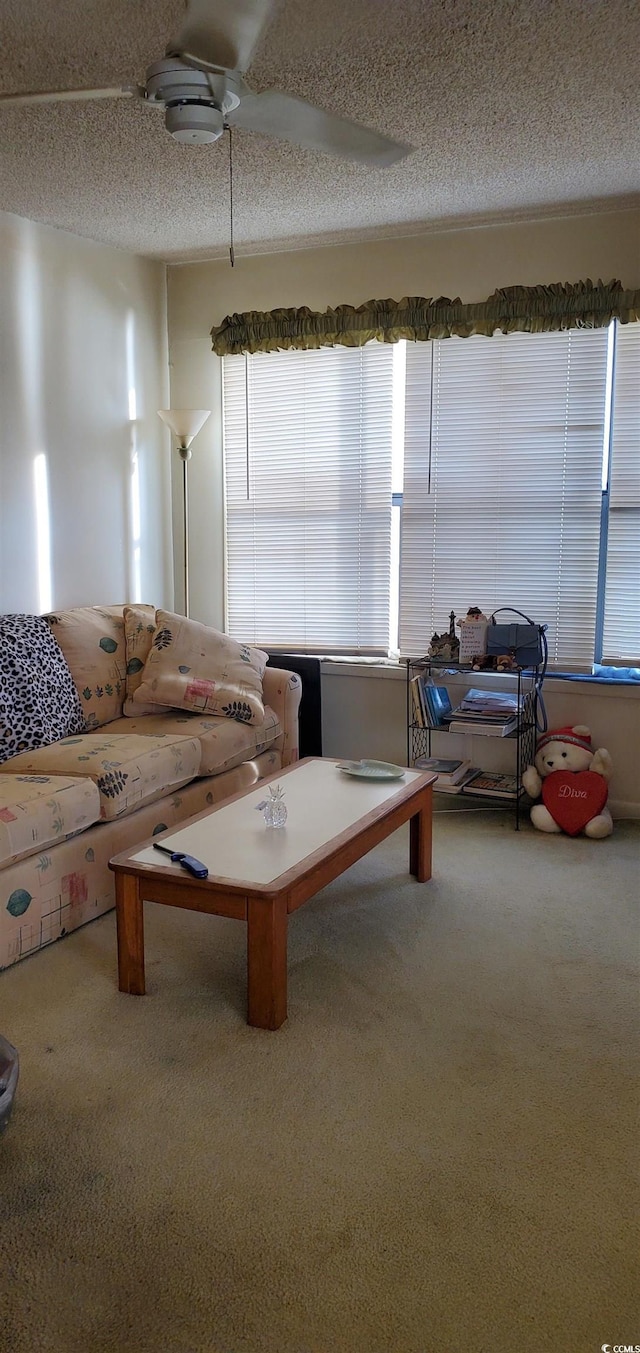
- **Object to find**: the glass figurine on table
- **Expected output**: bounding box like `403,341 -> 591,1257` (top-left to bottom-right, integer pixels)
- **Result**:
256,783 -> 288,828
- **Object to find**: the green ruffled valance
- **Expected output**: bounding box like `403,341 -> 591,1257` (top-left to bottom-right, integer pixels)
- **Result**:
211,279 -> 640,356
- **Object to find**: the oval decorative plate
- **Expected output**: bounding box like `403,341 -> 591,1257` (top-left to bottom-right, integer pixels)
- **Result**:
337,759 -> 406,780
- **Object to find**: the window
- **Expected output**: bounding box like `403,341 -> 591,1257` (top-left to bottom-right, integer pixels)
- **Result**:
400,327 -> 609,666
223,342 -> 395,653
223,322 -> 639,667
601,321 -> 640,663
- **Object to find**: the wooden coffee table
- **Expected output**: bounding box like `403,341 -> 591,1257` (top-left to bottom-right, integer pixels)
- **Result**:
109,757 -> 435,1029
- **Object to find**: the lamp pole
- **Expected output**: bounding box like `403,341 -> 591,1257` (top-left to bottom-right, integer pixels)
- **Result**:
179,443 -> 191,616
157,409 -> 211,618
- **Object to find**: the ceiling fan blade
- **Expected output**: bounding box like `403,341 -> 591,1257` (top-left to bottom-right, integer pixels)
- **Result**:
168,0 -> 275,74
0,85 -> 141,107
228,90 -> 412,166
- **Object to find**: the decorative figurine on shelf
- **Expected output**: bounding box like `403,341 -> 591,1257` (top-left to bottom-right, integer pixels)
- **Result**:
495,652 -> 520,673
256,783 -> 288,828
456,606 -> 488,626
471,654 -> 498,671
522,725 -> 614,837
456,606 -> 488,665
428,611 -> 460,663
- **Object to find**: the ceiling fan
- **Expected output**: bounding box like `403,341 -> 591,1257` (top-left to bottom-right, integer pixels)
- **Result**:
0,0 -> 411,167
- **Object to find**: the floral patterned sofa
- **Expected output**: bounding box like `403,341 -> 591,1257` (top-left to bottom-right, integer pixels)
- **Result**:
0,605 -> 301,972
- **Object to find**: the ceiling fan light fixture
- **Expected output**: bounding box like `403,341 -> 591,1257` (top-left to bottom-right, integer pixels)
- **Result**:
165,102 -> 224,143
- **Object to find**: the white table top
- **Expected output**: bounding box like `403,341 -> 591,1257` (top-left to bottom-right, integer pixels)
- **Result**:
131,758 -> 423,886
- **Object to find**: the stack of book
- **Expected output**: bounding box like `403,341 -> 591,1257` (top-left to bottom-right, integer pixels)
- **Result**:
462,771 -> 524,799
413,756 -> 481,794
445,687 -> 522,737
410,677 -> 453,729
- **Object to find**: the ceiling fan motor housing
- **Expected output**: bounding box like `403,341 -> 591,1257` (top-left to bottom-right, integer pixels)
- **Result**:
145,60 -> 240,143
165,102 -> 224,143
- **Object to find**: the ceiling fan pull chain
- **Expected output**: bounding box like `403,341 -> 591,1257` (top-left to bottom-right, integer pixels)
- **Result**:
228,125 -> 235,268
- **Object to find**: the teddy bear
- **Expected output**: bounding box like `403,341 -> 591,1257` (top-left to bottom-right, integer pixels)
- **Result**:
522,724 -> 613,838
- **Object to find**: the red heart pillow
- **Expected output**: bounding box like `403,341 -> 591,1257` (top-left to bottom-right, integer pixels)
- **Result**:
542,771 -> 608,836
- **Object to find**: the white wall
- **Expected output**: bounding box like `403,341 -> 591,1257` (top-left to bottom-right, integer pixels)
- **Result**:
0,212 -> 172,613
320,667 -> 640,819
166,205 -> 640,814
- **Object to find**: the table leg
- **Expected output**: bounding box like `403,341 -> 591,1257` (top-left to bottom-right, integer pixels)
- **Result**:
246,894 -> 288,1030
116,872 -> 145,995
410,789 -> 433,882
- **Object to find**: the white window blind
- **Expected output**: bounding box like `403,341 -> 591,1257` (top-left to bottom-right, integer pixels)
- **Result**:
223,342 -> 395,653
399,328 -> 609,666
602,321 -> 640,662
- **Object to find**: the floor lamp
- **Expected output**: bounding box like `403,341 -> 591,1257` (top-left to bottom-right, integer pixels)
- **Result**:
158,408 -> 211,617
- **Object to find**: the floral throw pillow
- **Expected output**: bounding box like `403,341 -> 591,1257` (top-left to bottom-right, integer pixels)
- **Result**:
44,606 -> 126,728
132,610 -> 267,725
0,614 -> 85,763
122,603 -> 157,715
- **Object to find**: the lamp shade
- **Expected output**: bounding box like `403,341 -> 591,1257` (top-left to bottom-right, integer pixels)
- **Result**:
158,408 -> 211,447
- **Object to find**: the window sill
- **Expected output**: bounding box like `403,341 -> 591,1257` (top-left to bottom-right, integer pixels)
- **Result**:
320,659 -> 404,681
320,659 -> 640,697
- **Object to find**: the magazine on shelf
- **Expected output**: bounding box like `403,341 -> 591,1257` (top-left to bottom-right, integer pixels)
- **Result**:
447,716 -> 519,737
414,756 -> 473,786
448,706 -> 520,721
462,771 -> 524,798
433,768 -> 482,794
453,687 -> 523,715
413,756 -> 467,775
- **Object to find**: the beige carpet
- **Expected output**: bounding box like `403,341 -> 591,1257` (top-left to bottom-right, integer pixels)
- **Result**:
1,809 -> 638,1353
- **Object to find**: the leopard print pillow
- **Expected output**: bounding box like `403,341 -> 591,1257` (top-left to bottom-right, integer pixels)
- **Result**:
0,614 -> 85,764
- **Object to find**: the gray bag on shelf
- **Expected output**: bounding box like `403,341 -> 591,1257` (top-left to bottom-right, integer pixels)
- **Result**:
486,607 -> 549,731
486,608 -> 546,667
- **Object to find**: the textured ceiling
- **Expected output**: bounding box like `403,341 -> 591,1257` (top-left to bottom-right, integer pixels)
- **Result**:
0,0 -> 638,262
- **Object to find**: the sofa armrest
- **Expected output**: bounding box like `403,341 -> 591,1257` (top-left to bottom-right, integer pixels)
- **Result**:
262,667 -> 302,767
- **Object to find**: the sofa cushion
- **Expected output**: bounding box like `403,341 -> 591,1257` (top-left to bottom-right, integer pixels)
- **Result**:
132,611 -> 268,726
44,607 -> 127,728
104,706 -> 282,776
0,773 -> 100,869
0,614 -> 85,763
123,603 -> 157,715
0,733 -> 202,822
0,752 -> 281,972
